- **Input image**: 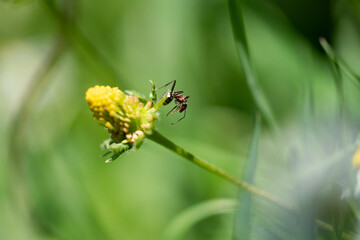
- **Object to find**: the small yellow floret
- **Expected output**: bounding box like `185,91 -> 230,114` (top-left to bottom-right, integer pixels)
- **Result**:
105,122 -> 113,129
85,85 -> 125,121
353,146 -> 360,168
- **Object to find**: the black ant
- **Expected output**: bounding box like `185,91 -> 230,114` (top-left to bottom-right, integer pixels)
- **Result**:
157,80 -> 189,124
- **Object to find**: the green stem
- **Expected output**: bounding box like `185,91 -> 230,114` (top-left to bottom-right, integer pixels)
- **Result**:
153,92 -> 168,112
147,130 -> 295,211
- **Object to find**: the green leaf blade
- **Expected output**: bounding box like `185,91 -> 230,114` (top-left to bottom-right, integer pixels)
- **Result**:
228,0 -> 277,132
232,114 -> 261,240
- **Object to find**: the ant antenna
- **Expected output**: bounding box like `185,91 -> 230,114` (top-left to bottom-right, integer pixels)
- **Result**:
156,80 -> 176,92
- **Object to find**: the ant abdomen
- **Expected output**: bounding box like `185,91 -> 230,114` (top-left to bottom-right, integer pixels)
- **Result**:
178,102 -> 187,113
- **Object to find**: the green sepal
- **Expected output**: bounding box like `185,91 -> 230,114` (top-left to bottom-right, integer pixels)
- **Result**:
106,142 -> 129,153
105,152 -> 122,163
101,151 -> 112,158
149,80 -> 157,103
135,134 -> 145,149
101,139 -> 131,163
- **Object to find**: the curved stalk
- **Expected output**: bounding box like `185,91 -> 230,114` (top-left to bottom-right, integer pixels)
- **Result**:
147,130 -> 295,211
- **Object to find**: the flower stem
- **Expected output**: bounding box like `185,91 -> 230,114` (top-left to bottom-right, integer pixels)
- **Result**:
147,130 -> 295,211
153,93 -> 168,112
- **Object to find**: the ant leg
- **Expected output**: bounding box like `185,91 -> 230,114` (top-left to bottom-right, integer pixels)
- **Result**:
171,109 -> 186,125
171,106 -> 181,116
166,104 -> 178,116
156,80 -> 176,92
170,80 -> 176,92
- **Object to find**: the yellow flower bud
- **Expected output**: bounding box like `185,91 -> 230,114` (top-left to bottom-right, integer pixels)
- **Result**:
86,85 -> 158,154
86,82 -> 163,162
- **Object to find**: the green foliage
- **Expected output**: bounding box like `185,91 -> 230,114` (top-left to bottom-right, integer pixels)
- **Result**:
1,0 -> 360,239
149,80 -> 157,103
232,114 -> 261,239
228,0 -> 277,131
162,199 -> 236,240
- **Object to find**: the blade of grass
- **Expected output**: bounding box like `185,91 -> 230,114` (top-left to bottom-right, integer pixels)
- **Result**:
296,59 -> 317,240
228,0 -> 278,132
319,38 -> 360,90
319,38 -> 344,125
319,38 -> 347,239
347,197 -> 360,221
332,186 -> 346,240
8,0 -> 70,233
162,199 -> 237,240
300,68 -> 315,153
232,113 -> 261,240
316,220 -> 356,240
7,35 -> 68,229
41,0 -> 124,87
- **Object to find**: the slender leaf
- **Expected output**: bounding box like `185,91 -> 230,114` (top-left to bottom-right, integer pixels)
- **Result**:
162,199 -> 237,240
319,38 -> 360,90
319,39 -> 347,239
331,185 -> 346,240
232,113 -> 261,240
228,0 -> 278,131
319,38 -> 344,124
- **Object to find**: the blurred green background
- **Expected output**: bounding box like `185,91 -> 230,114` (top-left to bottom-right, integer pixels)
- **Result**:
1,0 -> 360,239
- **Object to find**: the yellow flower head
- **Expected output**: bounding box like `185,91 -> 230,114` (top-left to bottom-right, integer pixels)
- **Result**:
86,85 -> 157,144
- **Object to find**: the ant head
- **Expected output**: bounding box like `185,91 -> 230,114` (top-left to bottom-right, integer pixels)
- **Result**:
164,92 -> 174,105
